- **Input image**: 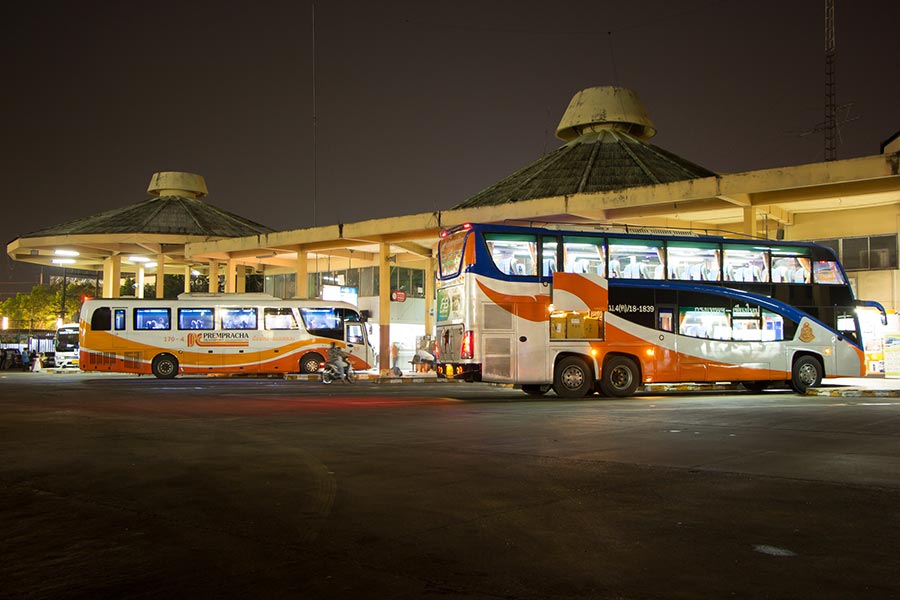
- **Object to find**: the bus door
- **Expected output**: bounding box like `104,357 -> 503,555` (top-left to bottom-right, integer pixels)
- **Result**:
514,305 -> 548,383
344,321 -> 373,368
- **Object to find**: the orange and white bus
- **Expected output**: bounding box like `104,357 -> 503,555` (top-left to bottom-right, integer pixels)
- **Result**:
435,222 -> 884,397
79,293 -> 375,378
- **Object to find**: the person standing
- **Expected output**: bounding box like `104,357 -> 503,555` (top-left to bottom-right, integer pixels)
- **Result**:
21,349 -> 31,372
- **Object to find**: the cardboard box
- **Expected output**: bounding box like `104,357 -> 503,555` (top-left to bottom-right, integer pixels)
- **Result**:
550,314 -> 567,338
566,313 -> 585,338
584,316 -> 600,338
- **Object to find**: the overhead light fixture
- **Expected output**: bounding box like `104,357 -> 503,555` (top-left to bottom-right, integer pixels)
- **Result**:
51,258 -> 76,265
128,256 -> 150,263
54,249 -> 79,257
146,262 -> 158,268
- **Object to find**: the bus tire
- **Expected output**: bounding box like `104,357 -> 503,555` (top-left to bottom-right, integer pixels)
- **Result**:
300,352 -> 324,374
151,353 -> 179,379
791,355 -> 822,393
599,356 -> 639,398
553,356 -> 594,398
521,384 -> 551,397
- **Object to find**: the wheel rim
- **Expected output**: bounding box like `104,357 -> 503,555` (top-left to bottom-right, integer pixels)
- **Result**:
609,365 -> 633,390
302,356 -> 321,373
561,365 -> 585,390
798,363 -> 818,386
157,359 -> 174,376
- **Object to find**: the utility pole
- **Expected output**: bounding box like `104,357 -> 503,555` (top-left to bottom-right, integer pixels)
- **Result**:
824,0 -> 836,161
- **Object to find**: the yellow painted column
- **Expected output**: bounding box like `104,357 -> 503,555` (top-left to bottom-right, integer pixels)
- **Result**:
295,249 -> 309,299
184,265 -> 192,294
236,265 -> 246,293
156,253 -> 166,298
225,259 -> 237,293
208,261 -> 219,293
424,257 -> 435,336
136,265 -> 145,299
102,254 -> 122,298
379,243 -> 391,372
743,206 -> 758,238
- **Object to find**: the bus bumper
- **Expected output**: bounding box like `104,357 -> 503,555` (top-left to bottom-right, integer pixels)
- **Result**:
437,362 -> 481,382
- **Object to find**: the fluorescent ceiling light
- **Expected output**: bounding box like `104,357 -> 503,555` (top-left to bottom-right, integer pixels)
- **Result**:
54,249 -> 79,257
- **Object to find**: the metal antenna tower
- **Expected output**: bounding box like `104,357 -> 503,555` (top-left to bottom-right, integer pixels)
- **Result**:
824,0 -> 836,161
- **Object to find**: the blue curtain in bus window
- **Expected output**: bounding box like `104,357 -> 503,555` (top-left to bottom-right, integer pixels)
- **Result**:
221,308 -> 258,330
134,308 -> 171,330
179,308 -> 215,330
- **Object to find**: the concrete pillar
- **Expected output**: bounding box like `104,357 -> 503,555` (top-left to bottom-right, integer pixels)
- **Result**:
424,256 -> 435,336
743,206 -> 758,238
208,261 -> 219,293
136,265 -> 145,299
156,253 -> 165,299
236,265 -> 246,293
184,266 -> 192,294
102,254 -> 122,298
379,243 -> 391,372
295,249 -> 309,299
225,259 -> 237,293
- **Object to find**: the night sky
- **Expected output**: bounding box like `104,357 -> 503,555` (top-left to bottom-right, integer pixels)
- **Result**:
3,0 -> 899,255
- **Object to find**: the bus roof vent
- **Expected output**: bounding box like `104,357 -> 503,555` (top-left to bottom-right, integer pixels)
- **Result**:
556,86 -> 656,142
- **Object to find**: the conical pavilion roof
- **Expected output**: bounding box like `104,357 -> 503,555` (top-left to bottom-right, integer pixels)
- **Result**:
454,86 -> 717,210
22,194 -> 274,238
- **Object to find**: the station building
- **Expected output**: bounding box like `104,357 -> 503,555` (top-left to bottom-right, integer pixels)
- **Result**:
7,86 -> 900,370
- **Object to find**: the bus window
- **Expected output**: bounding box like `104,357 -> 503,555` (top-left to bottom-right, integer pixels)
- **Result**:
732,302 -> 762,340
221,308 -> 257,330
770,247 -> 811,283
563,236 -> 605,275
609,239 -> 663,279
439,229 -> 468,278
667,242 -> 720,281
723,246 -> 769,283
300,307 -> 343,340
658,307 -> 675,332
485,233 -> 537,276
114,309 -> 126,330
178,308 -> 214,330
91,307 -> 111,331
813,261 -> 846,285
346,323 -> 365,344
135,308 -> 170,330
762,310 -> 786,341
679,306 -> 731,340
264,307 -> 298,330
541,236 -> 559,276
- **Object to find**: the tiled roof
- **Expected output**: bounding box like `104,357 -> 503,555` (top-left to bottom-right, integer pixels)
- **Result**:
23,195 -> 274,238
454,129 -> 717,209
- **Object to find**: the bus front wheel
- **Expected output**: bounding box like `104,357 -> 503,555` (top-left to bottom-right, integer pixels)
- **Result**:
300,352 -> 324,374
152,354 -> 179,379
599,356 -> 639,398
553,356 -> 594,398
791,355 -> 822,393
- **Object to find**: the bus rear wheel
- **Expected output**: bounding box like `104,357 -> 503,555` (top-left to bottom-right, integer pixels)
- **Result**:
553,356 -> 594,398
300,352 -> 324,374
791,355 -> 822,393
151,353 -> 179,379
599,356 -> 639,398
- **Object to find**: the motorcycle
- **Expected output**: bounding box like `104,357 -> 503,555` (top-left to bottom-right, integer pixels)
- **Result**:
319,360 -> 358,384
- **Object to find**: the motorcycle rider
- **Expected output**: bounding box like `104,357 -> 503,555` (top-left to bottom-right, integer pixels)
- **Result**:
326,342 -> 352,381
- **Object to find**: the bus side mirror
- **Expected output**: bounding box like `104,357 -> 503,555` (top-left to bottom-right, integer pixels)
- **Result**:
359,310 -> 371,322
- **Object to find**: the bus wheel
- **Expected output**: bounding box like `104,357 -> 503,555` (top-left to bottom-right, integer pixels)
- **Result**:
521,384 -> 551,397
599,356 -> 639,398
300,353 -> 324,374
791,356 -> 822,393
151,354 -> 179,379
553,356 -> 594,398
